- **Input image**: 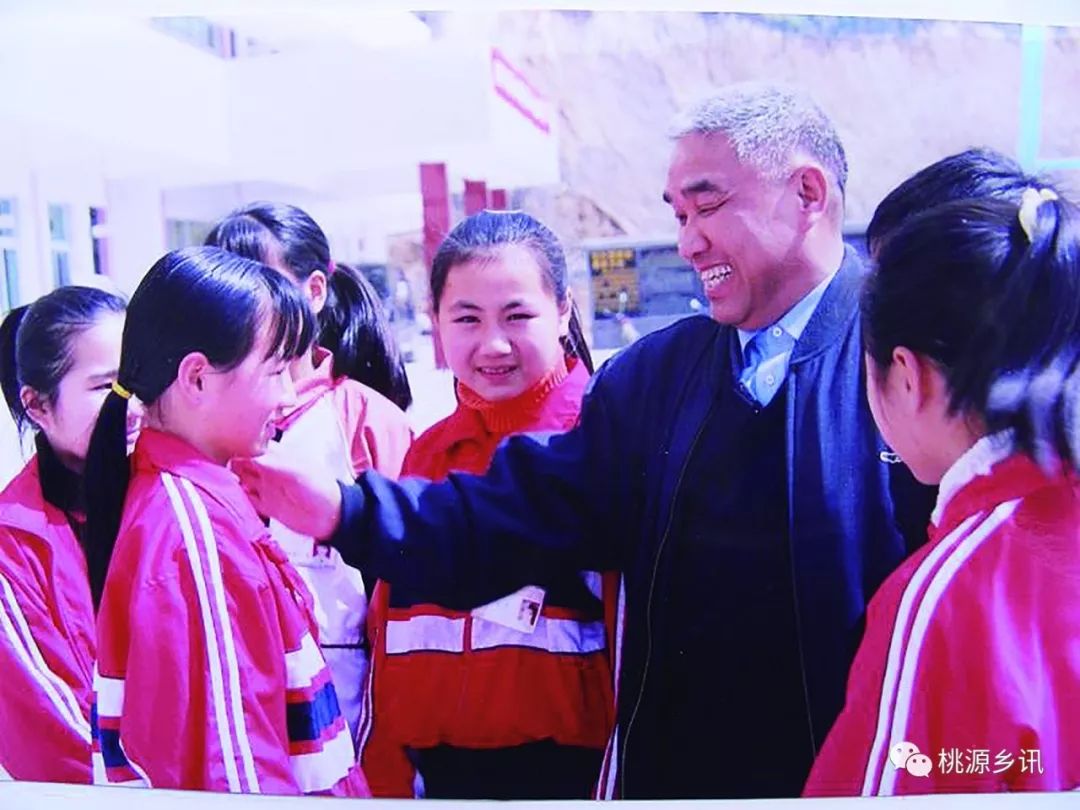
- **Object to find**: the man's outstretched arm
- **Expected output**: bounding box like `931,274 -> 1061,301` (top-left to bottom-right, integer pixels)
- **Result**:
236,373 -> 627,609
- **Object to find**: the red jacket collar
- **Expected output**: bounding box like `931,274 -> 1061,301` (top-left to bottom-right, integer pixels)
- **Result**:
416,357 -> 589,467
132,427 -> 242,495
454,356 -> 583,436
932,433 -> 1074,540
0,457 -> 69,538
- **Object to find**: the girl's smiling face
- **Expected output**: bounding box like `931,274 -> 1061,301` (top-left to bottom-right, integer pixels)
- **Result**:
24,312 -> 126,471
436,244 -> 571,401
194,321 -> 297,464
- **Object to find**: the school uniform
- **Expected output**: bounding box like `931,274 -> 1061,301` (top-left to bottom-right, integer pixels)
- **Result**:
358,358 -> 617,799
0,439 -> 95,782
93,428 -> 368,796
805,432 -> 1080,795
268,346 -> 412,743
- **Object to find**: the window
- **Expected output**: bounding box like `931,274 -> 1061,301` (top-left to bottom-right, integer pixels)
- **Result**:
149,17 -> 277,58
0,199 -> 17,312
166,219 -> 213,250
150,17 -> 237,58
48,203 -> 71,287
90,206 -> 109,276
48,203 -> 67,242
1,250 -> 17,314
0,198 -> 15,238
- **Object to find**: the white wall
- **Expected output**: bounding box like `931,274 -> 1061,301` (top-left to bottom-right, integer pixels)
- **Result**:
224,41 -> 493,185
304,192 -> 423,265
0,13 -> 561,306
0,16 -> 232,180
104,179 -> 166,294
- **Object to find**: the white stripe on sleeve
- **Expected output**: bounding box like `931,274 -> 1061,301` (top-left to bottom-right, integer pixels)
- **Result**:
161,473 -> 245,793
0,571 -> 90,742
179,477 -> 261,794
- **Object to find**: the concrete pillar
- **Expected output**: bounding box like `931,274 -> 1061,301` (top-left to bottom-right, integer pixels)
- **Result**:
463,179 -> 487,215
420,162 -> 450,369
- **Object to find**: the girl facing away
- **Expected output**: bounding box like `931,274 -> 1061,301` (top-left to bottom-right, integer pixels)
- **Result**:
358,210 -> 617,800
0,287 -> 127,782
206,202 -> 413,741
805,190 -> 1080,795
84,247 -> 368,796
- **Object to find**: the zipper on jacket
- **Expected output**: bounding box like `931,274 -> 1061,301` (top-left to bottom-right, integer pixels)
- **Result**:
619,400 -> 716,797
784,373 -> 819,761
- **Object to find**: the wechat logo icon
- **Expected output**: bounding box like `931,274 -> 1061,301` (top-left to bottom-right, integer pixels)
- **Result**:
889,741 -> 932,778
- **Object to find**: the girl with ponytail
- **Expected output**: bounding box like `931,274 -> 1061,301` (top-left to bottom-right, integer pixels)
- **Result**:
84,247 -> 368,796
0,287 -> 125,783
358,210 -> 613,799
205,203 -> 412,406
806,190 -> 1080,795
205,203 -> 412,741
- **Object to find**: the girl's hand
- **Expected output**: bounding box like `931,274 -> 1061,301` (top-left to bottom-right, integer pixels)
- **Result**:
232,441 -> 343,540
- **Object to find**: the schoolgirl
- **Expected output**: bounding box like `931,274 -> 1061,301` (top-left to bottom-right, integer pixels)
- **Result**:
805,190 -> 1080,795
359,211 -> 616,799
0,287 -> 126,782
85,247 -> 368,795
206,203 -> 413,738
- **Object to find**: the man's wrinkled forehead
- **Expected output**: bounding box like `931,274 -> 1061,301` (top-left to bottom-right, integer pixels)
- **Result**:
662,133 -> 749,204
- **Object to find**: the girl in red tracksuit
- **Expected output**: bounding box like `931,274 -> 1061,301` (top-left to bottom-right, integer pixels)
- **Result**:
359,210 -> 616,799
0,287 -> 127,783
805,191 -> 1080,796
206,204 -> 413,740
84,247 -> 368,796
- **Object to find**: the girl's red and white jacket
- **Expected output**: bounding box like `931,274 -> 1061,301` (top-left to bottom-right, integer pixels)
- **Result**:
358,357 -> 618,797
0,453 -> 95,783
93,428 -> 369,796
282,346 -> 412,478
268,347 -> 412,744
805,431 -> 1080,796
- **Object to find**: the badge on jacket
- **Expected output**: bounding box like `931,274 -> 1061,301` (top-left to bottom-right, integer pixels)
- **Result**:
471,585 -> 546,634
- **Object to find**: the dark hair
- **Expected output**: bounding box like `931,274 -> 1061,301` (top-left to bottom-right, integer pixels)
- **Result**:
205,202 -> 412,409
0,287 -> 126,436
83,247 -> 315,607
863,194 -> 1080,472
314,262 -> 411,410
867,148 -> 1046,256
430,210 -> 594,374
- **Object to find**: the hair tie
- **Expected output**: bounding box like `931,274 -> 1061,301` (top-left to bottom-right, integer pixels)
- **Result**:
327,260 -> 336,274
111,381 -> 132,401
1018,187 -> 1059,242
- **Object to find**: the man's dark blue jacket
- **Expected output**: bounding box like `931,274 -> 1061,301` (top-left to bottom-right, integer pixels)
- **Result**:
331,248 -> 933,798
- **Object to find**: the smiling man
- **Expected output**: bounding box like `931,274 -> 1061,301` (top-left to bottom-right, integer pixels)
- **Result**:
235,83 -> 932,799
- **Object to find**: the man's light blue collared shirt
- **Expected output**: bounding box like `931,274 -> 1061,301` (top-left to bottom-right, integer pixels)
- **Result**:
737,268 -> 838,406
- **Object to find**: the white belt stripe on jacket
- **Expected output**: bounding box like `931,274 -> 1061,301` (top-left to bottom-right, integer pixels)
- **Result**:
385,614 -> 605,655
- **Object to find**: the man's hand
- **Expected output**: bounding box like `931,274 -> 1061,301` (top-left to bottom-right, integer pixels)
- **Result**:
232,441 -> 344,540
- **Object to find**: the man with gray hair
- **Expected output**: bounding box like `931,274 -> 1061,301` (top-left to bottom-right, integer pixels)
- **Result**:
235,82 -> 931,798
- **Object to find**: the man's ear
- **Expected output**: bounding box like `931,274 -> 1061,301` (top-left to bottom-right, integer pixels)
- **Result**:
793,165 -> 830,219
